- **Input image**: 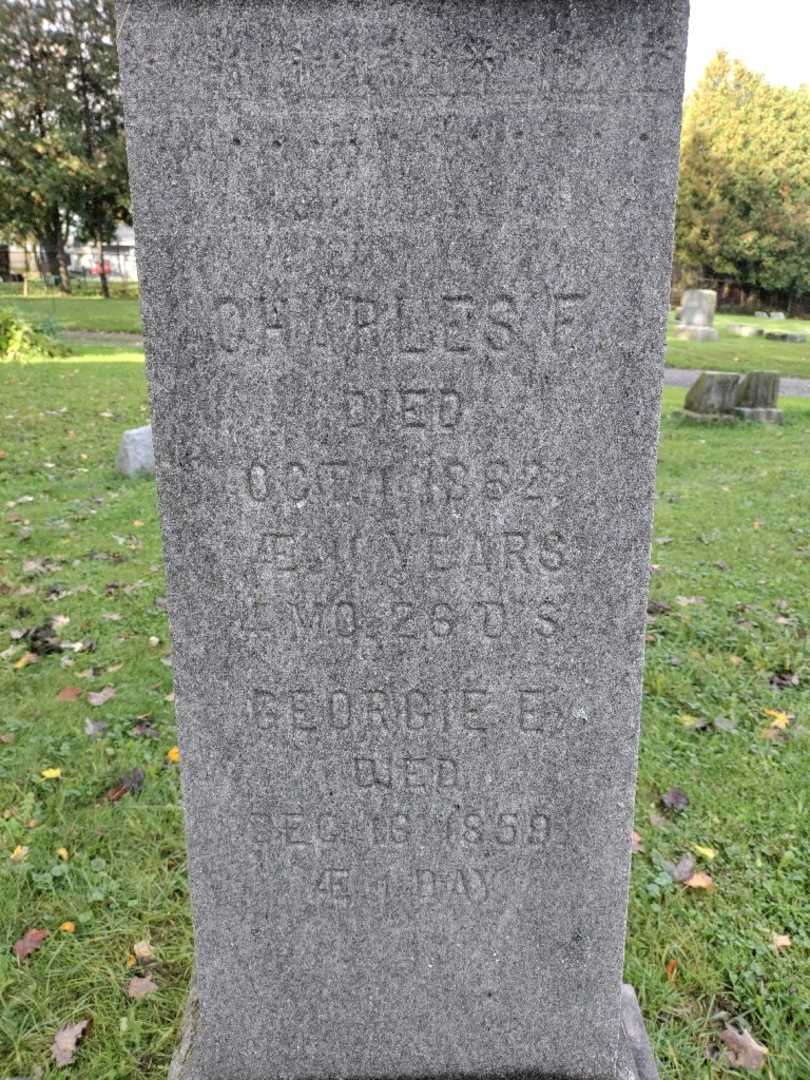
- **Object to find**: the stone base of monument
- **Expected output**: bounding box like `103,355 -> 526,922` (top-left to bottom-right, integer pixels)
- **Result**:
764,331 -> 807,343
673,325 -> 719,341
735,406 -> 784,424
727,324 -> 763,338
678,410 -> 737,424
168,980 -> 659,1080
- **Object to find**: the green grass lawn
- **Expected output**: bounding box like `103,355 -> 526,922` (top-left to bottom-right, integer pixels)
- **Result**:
666,312 -> 810,381
1,351 -> 808,1078
0,298 -> 142,336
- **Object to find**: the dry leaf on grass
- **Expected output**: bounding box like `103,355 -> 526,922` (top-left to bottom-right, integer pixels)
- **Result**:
684,871 -> 715,891
102,767 -> 145,802
126,975 -> 157,1000
630,831 -> 644,854
14,927 -> 48,960
133,939 -> 155,963
718,1027 -> 768,1071
56,686 -> 82,702
772,934 -> 792,952
10,844 -> 29,862
87,685 -> 116,707
51,1018 -> 91,1067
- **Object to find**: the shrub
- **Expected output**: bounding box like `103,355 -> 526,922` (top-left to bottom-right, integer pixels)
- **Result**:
0,307 -> 71,361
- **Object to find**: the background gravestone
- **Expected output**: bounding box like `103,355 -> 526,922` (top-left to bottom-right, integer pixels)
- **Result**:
674,288 -> 719,341
117,2 -> 688,1078
735,371 -> 783,424
683,371 -> 741,421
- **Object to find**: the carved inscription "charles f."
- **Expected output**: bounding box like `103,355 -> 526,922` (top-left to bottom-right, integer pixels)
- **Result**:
213,288 -> 587,356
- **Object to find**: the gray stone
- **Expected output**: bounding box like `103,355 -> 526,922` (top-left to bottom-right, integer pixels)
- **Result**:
672,325 -> 719,341
679,411 -> 737,424
769,311 -> 786,319
764,331 -> 806,343
754,311 -> 770,318
684,371 -> 741,415
117,1 -> 687,1077
735,371 -> 780,409
727,323 -> 763,338
171,978 -> 660,1080
115,423 -> 154,477
678,288 -> 717,327
735,406 -> 784,424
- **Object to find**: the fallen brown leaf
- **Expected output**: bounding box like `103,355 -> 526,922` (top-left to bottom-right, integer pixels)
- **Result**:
56,686 -> 82,702
718,1027 -> 768,1071
102,768 -> 145,802
665,957 -> 677,982
14,927 -> 48,961
772,933 -> 792,952
133,939 -> 155,963
630,830 -> 644,854
126,975 -> 157,1000
51,1018 -> 91,1067
684,871 -> 714,891
87,685 -> 116,707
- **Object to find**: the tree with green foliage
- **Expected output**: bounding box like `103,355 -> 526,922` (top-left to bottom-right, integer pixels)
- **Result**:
676,52 -> 810,307
0,0 -> 129,296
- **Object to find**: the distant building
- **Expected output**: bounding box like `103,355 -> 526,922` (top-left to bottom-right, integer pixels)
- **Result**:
0,223 -> 138,283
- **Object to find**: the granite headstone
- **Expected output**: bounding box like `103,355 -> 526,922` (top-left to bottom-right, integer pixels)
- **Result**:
683,371 -> 741,421
117,2 -> 688,1078
673,288 -> 719,341
115,423 -> 155,478
735,371 -> 783,424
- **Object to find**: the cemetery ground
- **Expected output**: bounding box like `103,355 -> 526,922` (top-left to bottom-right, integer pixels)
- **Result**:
0,346 -> 808,1080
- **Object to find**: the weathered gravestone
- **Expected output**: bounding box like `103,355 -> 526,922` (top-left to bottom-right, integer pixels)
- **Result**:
735,371 -> 783,424
117,2 -> 688,1078
683,371 -> 740,422
727,323 -> 763,338
673,288 -> 719,341
116,423 -> 155,478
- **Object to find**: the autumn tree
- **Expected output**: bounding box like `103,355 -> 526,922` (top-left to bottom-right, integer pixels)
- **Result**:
0,0 -> 129,295
676,52 -> 810,306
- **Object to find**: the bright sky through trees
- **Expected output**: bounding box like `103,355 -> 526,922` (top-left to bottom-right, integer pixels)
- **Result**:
686,0 -> 810,93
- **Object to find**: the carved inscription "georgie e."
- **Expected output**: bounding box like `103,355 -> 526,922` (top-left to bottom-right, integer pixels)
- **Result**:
250,686 -> 572,737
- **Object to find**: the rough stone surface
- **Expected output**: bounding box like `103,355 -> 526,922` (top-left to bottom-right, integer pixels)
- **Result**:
735,372 -> 780,409
117,2 -> 687,1078
115,423 -> 154,477
755,311 -> 769,318
684,371 -> 741,415
673,325 -> 719,341
770,311 -> 786,319
764,331 -> 806,343
678,288 -> 717,327
735,407 -> 784,425
727,323 -> 763,338
170,979 -> 660,1080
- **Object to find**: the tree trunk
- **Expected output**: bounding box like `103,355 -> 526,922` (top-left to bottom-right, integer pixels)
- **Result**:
97,236 -> 110,298
56,240 -> 72,294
